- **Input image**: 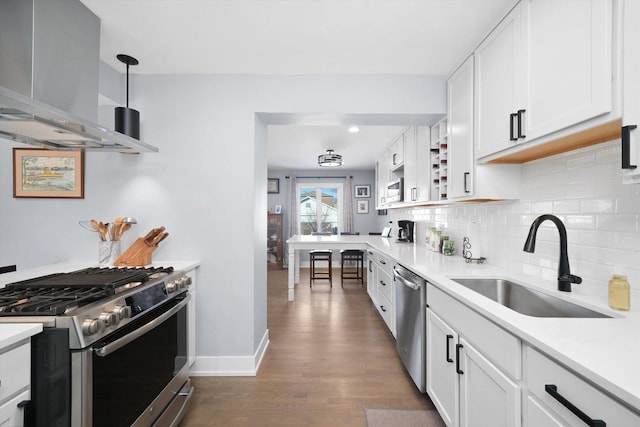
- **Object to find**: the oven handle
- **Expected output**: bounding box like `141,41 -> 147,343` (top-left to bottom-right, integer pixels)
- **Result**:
94,294 -> 190,357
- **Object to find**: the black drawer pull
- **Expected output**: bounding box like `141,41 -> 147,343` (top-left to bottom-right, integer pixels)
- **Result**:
622,125 -> 637,169
445,335 -> 454,363
379,280 -> 386,286
380,305 -> 387,312
509,113 -> 518,141
517,109 -> 526,138
455,344 -> 464,374
545,384 -> 606,427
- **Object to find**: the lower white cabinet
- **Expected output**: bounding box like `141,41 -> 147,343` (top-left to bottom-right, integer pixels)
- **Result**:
366,249 -> 377,302
185,266 -> 198,367
524,346 -> 640,427
0,341 -> 31,427
369,252 -> 394,336
427,309 -> 520,427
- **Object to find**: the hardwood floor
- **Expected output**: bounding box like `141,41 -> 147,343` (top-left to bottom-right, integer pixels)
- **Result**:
180,268 -> 436,426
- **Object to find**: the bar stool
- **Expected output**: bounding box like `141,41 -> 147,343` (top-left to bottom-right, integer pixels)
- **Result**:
309,250 -> 332,287
309,232 -> 332,287
339,232 -> 364,287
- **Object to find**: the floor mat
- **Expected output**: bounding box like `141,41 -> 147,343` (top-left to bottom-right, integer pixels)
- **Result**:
365,408 -> 446,427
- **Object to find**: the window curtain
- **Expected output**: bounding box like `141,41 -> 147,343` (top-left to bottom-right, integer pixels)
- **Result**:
343,176 -> 354,233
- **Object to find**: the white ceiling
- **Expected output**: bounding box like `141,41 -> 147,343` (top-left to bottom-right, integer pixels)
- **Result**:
80,0 -> 518,170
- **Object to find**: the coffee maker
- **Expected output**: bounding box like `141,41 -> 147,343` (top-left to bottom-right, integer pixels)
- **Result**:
397,220 -> 415,243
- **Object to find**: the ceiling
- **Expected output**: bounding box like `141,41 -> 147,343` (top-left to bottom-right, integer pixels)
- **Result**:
80,0 -> 518,170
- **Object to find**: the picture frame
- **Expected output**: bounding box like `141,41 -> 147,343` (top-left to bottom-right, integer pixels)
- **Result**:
13,148 -> 84,199
354,184 -> 370,198
274,204 -> 282,214
267,178 -> 279,194
357,200 -> 369,214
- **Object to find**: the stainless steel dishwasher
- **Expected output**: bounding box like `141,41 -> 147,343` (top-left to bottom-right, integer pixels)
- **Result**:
393,263 -> 426,392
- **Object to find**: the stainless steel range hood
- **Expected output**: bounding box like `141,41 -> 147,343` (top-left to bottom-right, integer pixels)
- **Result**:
0,86 -> 158,153
0,0 -> 158,154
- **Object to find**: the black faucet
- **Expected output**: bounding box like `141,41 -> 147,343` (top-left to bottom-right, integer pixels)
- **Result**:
523,214 -> 582,292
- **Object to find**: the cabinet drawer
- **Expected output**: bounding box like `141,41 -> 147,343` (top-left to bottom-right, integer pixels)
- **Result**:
428,284 -> 521,379
377,268 -> 393,302
0,342 -> 30,402
377,292 -> 394,334
526,346 -> 640,426
0,390 -> 29,427
375,253 -> 391,270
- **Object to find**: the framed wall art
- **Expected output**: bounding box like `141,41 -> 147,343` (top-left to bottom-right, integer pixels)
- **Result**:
13,148 -> 84,198
357,200 -> 369,214
267,178 -> 279,194
354,184 -> 370,198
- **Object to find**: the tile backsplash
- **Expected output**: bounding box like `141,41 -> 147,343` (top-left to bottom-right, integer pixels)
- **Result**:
389,140 -> 640,301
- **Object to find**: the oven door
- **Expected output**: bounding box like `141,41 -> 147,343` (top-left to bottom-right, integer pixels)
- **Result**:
72,294 -> 192,427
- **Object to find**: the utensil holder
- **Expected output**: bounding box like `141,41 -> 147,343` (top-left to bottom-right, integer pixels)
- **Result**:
98,241 -> 121,266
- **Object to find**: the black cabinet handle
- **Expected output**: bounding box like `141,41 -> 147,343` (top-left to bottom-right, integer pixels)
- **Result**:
463,172 -> 470,193
455,344 -> 464,374
446,335 -> 454,363
622,125 -> 637,170
509,113 -> 518,141
369,261 -> 373,273
380,305 -> 387,312
545,385 -> 606,427
379,280 -> 386,286
380,259 -> 386,265
517,109 -> 526,138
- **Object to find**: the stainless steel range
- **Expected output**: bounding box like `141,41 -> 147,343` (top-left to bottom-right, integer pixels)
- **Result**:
0,266 -> 193,427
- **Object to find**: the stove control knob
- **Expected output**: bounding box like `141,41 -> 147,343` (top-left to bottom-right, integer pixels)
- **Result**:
82,318 -> 105,336
166,280 -> 177,293
99,311 -> 118,327
114,305 -> 132,320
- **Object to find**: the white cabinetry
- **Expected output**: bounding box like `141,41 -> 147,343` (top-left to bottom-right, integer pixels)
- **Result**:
0,341 -> 31,427
476,0 -> 614,160
448,56 -> 522,201
389,134 -> 404,170
524,346 -> 640,427
475,2 -> 526,158
185,266 -> 198,367
427,284 -> 521,427
404,126 -> 431,203
622,0 -> 640,184
448,56 -> 475,199
366,249 -> 377,302
373,253 -> 394,336
375,151 -> 389,208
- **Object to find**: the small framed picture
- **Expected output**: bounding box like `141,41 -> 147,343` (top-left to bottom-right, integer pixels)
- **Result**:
274,205 -> 282,214
267,178 -> 279,194
354,184 -> 370,198
13,148 -> 84,198
357,200 -> 369,214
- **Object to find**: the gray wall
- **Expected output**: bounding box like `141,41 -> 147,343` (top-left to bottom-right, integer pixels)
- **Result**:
0,73 -> 446,366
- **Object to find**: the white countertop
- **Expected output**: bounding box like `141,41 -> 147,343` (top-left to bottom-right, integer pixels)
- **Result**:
288,235 -> 640,411
0,323 -> 42,349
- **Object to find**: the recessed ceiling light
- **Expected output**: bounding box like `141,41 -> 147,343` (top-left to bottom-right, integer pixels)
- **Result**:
348,126 -> 359,133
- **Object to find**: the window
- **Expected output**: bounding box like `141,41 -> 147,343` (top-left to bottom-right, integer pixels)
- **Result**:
297,183 -> 343,235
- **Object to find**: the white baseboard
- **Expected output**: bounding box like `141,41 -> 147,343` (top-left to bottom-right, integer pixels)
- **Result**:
189,329 -> 270,376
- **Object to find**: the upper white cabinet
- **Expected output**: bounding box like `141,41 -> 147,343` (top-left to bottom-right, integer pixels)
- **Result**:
404,126 -> 431,203
622,0 -> 640,184
389,134 -> 405,170
475,3 -> 526,158
449,56 -> 522,201
375,151 -> 388,208
448,56 -> 475,199
476,0 -> 614,160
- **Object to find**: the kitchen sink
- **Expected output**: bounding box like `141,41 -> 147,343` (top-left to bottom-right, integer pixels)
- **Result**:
449,278 -> 612,318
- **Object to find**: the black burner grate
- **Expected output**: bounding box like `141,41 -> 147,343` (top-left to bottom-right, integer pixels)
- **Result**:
0,266 -> 174,316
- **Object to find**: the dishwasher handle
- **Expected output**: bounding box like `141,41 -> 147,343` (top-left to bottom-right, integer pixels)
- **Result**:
392,266 -> 421,290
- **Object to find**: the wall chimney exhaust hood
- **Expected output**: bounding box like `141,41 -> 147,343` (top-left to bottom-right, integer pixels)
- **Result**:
0,0 -> 158,154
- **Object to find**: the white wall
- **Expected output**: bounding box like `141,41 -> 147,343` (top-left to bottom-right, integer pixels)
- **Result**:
0,73 -> 446,372
389,140 -> 640,304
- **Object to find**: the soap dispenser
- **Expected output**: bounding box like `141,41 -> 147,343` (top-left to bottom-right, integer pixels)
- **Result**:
608,267 -> 630,311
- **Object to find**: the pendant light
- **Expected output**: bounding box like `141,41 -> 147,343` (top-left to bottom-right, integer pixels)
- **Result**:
114,54 -> 140,140
318,149 -> 343,167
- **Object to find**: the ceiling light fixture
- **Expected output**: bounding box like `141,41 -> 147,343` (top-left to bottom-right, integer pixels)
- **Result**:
348,126 -> 360,133
318,149 -> 343,167
115,54 -> 141,140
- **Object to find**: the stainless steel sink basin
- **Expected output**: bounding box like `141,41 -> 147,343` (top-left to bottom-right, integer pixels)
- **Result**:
450,278 -> 611,318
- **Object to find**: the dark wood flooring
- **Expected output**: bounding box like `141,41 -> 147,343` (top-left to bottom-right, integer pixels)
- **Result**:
180,268 -> 435,426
